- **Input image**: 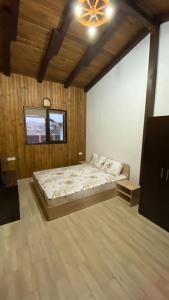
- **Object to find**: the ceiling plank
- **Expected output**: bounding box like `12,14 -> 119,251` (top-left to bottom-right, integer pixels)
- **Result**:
1,0 -> 20,76
84,29 -> 149,92
38,1 -> 73,83
64,12 -> 125,88
139,26 -> 160,183
117,0 -> 155,30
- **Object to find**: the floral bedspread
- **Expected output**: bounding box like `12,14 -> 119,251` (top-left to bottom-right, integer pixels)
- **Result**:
33,163 -> 126,200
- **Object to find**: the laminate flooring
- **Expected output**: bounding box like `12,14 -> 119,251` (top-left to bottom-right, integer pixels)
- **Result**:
0,178 -> 169,300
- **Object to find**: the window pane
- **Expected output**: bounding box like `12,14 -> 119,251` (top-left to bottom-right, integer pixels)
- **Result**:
49,111 -> 66,142
25,108 -> 47,144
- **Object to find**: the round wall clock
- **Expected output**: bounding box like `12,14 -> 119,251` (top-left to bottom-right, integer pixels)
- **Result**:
43,98 -> 51,108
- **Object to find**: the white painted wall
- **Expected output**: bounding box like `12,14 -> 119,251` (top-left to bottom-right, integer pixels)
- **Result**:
86,36 -> 150,182
154,22 -> 169,116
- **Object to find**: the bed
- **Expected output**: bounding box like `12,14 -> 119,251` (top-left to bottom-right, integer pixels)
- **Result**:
33,161 -> 130,221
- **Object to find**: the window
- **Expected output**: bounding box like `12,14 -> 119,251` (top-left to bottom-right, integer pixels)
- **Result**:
48,109 -> 66,143
24,107 -> 67,144
48,110 -> 66,143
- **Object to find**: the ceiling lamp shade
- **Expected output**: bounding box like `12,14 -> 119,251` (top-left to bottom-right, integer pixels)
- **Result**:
74,0 -> 113,28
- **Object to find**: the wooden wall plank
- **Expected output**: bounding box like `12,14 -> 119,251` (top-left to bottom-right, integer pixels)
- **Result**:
0,73 -> 86,179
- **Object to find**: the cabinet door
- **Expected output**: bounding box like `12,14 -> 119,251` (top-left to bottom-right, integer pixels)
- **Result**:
139,116 -> 169,232
159,159 -> 169,232
140,117 -> 165,194
158,117 -> 169,231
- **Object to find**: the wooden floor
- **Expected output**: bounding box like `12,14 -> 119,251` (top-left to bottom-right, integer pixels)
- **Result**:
1,179 -> 169,300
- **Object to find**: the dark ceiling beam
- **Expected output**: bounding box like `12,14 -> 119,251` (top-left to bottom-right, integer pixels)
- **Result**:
38,29 -> 60,83
155,12 -> 169,25
117,0 -> 155,30
64,12 -> 125,88
1,8 -> 11,76
85,29 -> 149,92
38,1 -> 73,83
84,9 -> 169,93
1,0 -> 20,76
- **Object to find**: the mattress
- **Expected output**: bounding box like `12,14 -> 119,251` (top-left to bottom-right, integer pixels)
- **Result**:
33,163 -> 126,207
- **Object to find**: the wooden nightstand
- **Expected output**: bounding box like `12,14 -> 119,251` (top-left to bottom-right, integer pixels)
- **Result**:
2,170 -> 17,188
1,157 -> 17,188
116,180 -> 140,207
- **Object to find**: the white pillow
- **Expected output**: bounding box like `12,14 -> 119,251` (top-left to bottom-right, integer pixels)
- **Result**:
90,153 -> 106,169
103,159 -> 122,176
95,155 -> 106,169
90,153 -> 99,165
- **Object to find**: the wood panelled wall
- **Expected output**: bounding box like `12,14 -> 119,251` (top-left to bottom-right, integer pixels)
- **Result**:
0,73 -> 86,179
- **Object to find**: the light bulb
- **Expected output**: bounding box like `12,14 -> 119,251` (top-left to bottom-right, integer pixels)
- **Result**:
74,4 -> 82,17
105,5 -> 113,19
88,26 -> 96,38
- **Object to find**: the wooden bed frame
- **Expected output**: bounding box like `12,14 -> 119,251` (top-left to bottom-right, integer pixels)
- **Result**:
33,163 -> 130,221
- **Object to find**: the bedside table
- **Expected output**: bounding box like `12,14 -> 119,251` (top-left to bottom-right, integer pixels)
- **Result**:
116,180 -> 140,207
2,170 -> 17,188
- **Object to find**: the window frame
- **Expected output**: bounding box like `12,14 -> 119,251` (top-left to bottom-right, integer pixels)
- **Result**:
24,107 -> 67,145
46,109 -> 67,144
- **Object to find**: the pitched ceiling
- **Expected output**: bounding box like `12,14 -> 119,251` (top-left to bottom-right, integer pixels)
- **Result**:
0,0 -> 169,91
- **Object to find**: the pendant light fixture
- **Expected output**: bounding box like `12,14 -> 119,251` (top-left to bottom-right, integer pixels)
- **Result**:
74,0 -> 114,38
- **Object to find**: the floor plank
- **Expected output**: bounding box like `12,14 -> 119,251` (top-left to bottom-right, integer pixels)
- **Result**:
0,179 -> 169,299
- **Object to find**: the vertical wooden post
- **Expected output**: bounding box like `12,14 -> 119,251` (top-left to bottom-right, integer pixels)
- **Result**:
139,26 -> 160,183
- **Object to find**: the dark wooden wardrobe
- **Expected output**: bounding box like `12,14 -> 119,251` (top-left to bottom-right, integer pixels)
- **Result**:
139,116 -> 169,232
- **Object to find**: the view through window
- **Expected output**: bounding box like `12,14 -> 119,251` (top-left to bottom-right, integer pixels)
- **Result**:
24,107 -> 67,144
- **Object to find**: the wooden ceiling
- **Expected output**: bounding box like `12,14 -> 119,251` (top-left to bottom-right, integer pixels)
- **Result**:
0,0 -> 169,91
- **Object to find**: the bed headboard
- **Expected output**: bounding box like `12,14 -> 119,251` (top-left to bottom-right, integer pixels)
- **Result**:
121,164 -> 130,179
